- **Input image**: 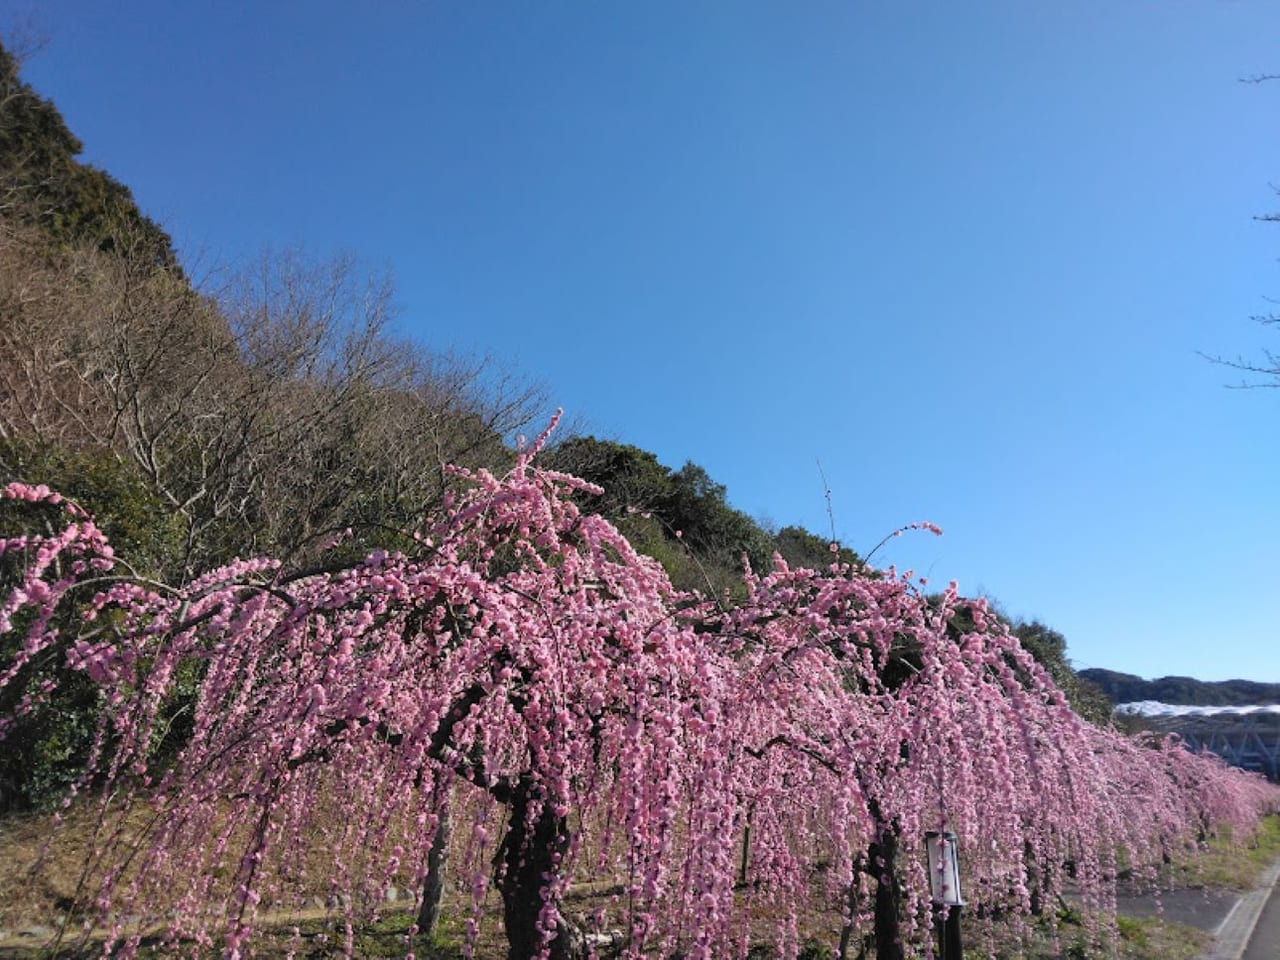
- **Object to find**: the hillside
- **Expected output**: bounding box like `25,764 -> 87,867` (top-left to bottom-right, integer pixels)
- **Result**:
1080,668 -> 1280,707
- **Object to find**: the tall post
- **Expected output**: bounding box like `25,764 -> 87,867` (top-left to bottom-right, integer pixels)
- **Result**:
942,904 -> 962,959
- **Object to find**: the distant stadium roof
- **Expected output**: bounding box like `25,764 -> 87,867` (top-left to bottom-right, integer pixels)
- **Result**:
1115,701 -> 1280,718
1115,702 -> 1280,781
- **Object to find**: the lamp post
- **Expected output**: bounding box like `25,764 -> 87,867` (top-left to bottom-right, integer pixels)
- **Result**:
925,830 -> 963,960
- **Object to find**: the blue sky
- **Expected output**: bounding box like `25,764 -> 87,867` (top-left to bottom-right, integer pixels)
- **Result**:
13,1 -> 1280,683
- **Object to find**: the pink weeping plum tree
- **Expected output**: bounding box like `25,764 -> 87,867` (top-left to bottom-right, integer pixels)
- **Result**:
1,416 -> 1277,960
707,554 -> 1279,960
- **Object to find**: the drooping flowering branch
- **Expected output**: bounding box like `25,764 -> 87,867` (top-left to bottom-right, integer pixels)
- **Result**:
1,445 -> 1276,960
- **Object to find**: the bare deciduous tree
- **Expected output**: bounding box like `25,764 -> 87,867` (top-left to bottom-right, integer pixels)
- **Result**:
0,230 -> 543,580
1204,75 -> 1280,387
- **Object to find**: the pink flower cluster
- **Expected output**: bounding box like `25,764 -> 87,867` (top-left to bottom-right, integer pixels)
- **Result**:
1,462 -> 1276,960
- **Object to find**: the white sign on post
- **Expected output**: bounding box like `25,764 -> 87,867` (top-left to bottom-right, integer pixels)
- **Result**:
926,830 -> 963,906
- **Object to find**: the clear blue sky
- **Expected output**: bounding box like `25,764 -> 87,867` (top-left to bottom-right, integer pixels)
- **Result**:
12,1 -> 1280,683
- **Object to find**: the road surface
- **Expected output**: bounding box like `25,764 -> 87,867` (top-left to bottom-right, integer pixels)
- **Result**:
1242,873 -> 1280,960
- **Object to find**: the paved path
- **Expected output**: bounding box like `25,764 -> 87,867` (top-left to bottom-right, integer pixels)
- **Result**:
1106,854 -> 1280,960
1241,865 -> 1280,960
1205,857 -> 1280,960
1115,886 -> 1239,932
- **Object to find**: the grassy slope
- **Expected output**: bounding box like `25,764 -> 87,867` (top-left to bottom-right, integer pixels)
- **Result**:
1,814 -> 1277,958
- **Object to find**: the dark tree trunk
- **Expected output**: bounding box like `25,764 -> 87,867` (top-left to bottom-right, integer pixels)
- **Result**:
837,864 -> 863,960
1024,840 -> 1042,917
496,776 -> 584,960
416,801 -> 451,936
869,831 -> 904,960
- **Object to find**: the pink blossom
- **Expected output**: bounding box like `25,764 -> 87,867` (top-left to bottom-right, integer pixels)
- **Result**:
1,437 -> 1275,960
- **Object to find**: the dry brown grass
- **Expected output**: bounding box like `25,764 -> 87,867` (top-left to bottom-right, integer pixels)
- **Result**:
9,807 -> 1270,957
0,791 -> 850,956
0,804 -> 110,931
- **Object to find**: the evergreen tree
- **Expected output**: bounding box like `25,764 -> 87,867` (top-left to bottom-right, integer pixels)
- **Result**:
0,40 -> 178,269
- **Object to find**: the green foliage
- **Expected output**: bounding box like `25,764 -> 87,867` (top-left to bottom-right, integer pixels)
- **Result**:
795,939 -> 834,960
1114,914 -> 1148,948
774,525 -> 860,570
0,42 -> 178,269
0,439 -> 183,578
543,437 -> 673,516
665,461 -> 775,575
0,440 -> 185,811
545,437 -> 861,597
1012,621 -> 1114,726
0,578 -> 105,812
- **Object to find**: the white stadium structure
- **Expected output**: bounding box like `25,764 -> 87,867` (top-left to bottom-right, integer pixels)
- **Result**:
1116,702 -> 1280,782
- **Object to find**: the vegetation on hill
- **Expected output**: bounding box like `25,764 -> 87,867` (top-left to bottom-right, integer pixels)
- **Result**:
0,42 -> 177,269
542,436 -> 863,595
1010,621 -> 1114,724
2,43 -> 544,573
